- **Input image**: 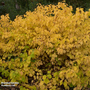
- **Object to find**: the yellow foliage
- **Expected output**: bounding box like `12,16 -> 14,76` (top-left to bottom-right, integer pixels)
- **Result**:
0,1 -> 90,90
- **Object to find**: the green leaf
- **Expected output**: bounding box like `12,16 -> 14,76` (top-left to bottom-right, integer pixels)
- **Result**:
63,80 -> 67,87
20,63 -> 23,68
55,57 -> 61,65
67,54 -> 73,59
2,70 -> 6,76
57,60 -> 61,65
30,50 -> 35,58
11,78 -> 17,82
76,70 -> 84,77
45,63 -> 52,67
4,70 -> 9,77
31,49 -> 35,51
69,83 -> 74,87
11,58 -> 15,62
73,62 -> 77,66
20,86 -> 24,89
10,70 -> 20,80
19,52 -> 27,61
24,63 -> 28,68
15,71 -> 21,79
53,72 -> 58,77
47,74 -> 52,79
26,56 -> 31,64
47,71 -> 51,74
44,78 -> 49,84
22,76 -> 26,82
0,76 -> 2,79
24,45 -> 30,49
60,80 -> 63,85
43,75 -> 46,80
77,60 -> 81,65
28,63 -> 31,67
87,85 -> 90,88
10,71 -> 16,79
31,59 -> 36,63
0,67 -> 4,72
55,76 -> 58,81
10,63 -> 14,69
